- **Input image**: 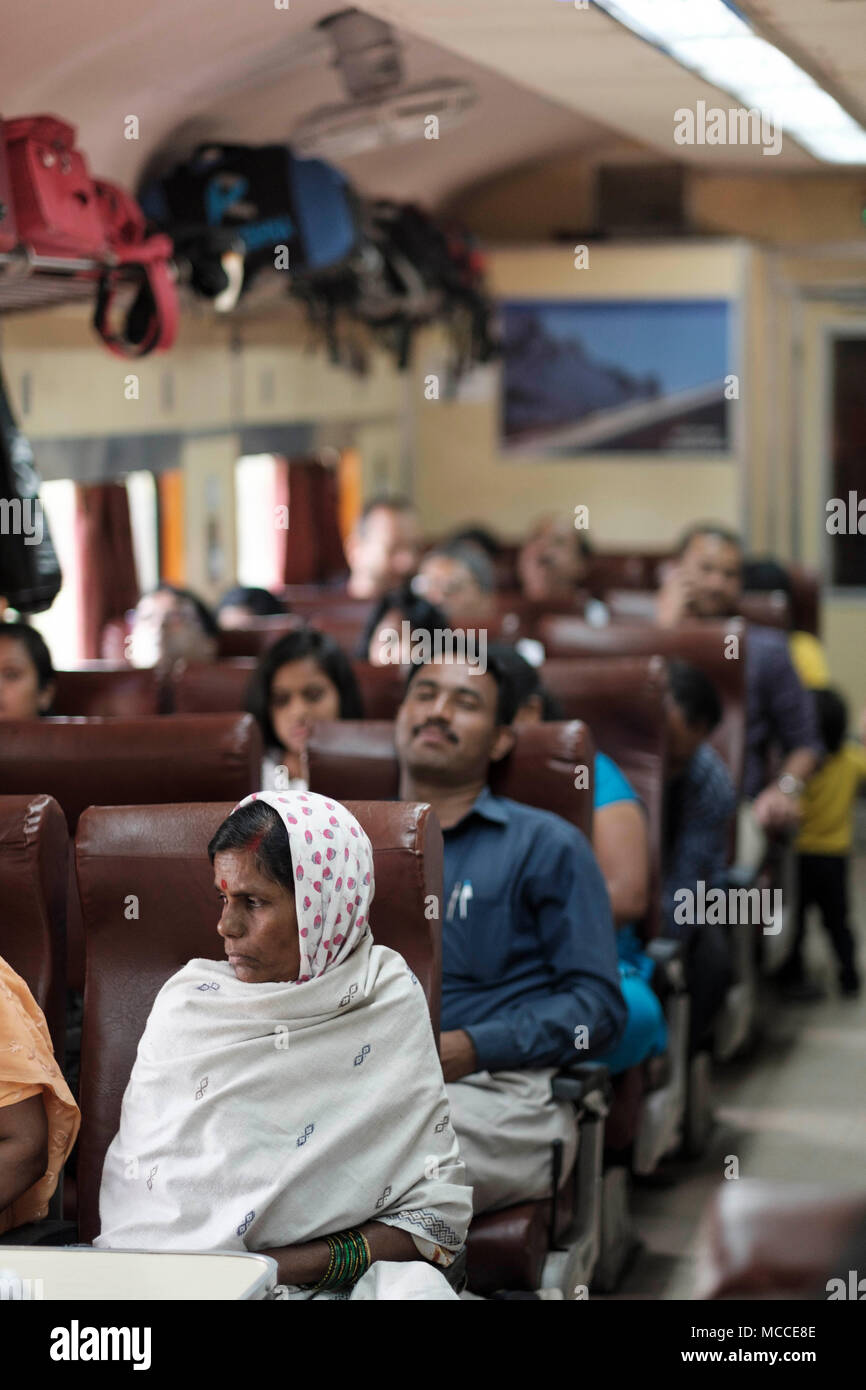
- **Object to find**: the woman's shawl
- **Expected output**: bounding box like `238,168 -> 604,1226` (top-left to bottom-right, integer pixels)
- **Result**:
95,935 -> 470,1258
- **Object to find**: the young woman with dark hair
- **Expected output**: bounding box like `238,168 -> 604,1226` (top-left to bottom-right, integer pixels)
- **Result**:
0,622 -> 55,719
246,629 -> 364,791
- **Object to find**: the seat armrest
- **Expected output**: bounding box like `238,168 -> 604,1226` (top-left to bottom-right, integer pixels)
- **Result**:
645,938 -> 684,966
552,1061 -> 611,1105
645,938 -> 687,995
0,1219 -> 78,1246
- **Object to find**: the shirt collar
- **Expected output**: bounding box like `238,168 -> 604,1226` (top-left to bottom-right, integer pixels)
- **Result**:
445,784 -> 510,833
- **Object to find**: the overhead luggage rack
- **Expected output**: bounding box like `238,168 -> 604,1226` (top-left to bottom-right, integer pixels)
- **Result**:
0,246 -> 136,316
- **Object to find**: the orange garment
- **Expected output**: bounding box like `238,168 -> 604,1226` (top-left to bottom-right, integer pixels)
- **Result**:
0,955 -> 80,1234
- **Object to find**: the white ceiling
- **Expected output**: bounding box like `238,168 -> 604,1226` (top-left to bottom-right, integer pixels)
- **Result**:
1,0 -> 864,217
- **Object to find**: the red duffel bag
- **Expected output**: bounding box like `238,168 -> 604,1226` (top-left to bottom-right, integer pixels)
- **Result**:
3,114 -> 107,258
3,114 -> 178,356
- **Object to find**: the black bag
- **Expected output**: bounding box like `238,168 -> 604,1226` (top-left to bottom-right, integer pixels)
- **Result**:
140,143 -> 362,299
0,369 -> 62,613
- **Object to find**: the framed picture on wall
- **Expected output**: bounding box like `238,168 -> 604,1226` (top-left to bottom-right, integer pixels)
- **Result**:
501,298 -> 733,454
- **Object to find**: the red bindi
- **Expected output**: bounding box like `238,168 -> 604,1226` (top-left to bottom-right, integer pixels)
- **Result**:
220,879 -> 227,890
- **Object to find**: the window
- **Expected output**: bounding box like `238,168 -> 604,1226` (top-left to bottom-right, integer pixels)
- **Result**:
235,454 -> 286,590
29,480 -> 79,669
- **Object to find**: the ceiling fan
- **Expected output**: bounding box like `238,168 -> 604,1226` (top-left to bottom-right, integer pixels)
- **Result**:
290,8 -> 477,159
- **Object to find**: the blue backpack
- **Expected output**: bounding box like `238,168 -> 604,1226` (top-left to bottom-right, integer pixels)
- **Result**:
139,143 -> 362,299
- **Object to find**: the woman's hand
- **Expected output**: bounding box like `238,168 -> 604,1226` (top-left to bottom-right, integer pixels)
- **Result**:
0,1093 -> 48,1211
260,1220 -> 418,1289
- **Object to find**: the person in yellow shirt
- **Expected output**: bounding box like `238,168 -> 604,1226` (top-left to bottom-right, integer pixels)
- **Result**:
778,689 -> 866,1001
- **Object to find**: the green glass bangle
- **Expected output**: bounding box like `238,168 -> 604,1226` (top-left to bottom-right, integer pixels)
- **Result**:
304,1227 -> 372,1293
332,1237 -> 351,1288
313,1237 -> 337,1291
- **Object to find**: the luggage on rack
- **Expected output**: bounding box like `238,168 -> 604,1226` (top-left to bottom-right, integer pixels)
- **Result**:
139,142 -> 362,301
3,115 -> 107,258
1,114 -> 178,356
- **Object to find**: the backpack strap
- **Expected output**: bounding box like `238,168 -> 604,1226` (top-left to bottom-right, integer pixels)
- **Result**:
93,234 -> 178,358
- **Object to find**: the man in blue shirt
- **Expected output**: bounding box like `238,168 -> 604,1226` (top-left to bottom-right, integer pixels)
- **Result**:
394,653 -> 626,1215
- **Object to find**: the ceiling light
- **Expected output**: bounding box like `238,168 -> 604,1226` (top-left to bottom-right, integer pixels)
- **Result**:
592,0 -> 866,163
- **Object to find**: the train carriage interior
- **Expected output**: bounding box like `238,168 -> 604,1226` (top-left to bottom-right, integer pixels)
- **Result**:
1,0 -> 866,1345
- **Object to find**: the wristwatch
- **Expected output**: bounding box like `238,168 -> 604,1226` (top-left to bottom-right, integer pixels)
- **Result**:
777,774 -> 805,798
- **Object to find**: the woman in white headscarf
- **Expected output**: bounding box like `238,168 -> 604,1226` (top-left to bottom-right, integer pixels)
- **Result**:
96,790 -> 470,1300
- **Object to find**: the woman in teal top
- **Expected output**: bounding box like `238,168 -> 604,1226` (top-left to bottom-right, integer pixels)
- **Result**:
592,752 -> 668,1073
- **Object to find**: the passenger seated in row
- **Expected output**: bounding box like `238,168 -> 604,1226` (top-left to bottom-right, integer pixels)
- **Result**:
341,497 -> 423,602
96,791 -> 470,1300
217,586 -> 287,630
0,622 -> 55,719
359,590 -> 450,668
662,661 -> 737,1051
489,645 -> 668,1074
414,540 -> 496,626
127,584 -> 219,671
393,653 -> 627,1215
656,524 -> 822,863
247,630 -> 363,791
0,954 -> 79,1234
517,515 -> 608,626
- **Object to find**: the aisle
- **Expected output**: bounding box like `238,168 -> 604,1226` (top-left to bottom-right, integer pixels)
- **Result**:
615,845 -> 866,1300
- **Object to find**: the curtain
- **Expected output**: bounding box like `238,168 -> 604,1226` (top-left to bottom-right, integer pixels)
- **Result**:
74,482 -> 139,660
278,458 -> 347,585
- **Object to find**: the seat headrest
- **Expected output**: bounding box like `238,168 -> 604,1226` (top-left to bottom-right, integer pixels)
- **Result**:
0,794 -> 68,1053
51,667 -> 163,717
307,720 -> 595,836
0,713 -> 263,829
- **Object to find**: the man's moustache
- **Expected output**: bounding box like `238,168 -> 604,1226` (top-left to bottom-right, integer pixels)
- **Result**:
413,722 -> 458,742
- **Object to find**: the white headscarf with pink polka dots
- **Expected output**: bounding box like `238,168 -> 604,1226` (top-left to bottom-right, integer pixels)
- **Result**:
231,789 -> 375,983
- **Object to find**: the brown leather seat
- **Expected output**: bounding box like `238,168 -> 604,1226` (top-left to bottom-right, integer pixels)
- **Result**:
538,618 -> 746,792
307,719 -> 595,834
541,656 -> 669,940
170,659 -> 409,723
51,667 -> 163,717
73,799 -> 443,1244
606,589 -> 790,632
217,617 -> 303,659
170,660 -> 256,714
352,663 -> 409,719
0,714 -> 262,992
0,794 -> 68,1057
0,714 -> 262,834
586,552 -> 657,593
